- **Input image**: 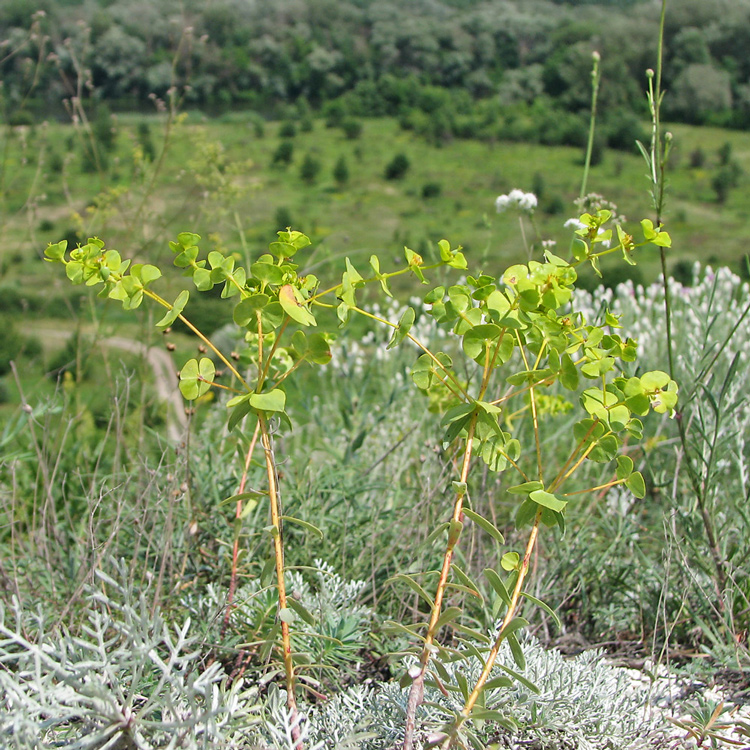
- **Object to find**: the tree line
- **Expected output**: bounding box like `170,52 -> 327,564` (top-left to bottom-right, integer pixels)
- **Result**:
3,0 -> 750,136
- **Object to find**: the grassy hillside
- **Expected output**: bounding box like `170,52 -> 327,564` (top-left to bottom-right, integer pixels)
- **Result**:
2,114 -> 750,310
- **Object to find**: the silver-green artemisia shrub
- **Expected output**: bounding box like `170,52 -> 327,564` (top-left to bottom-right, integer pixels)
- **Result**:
0,560 -> 261,749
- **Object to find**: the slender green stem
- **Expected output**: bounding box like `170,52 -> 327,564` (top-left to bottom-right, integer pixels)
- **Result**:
352,305 -> 470,400
144,288 -> 251,390
579,51 -> 601,200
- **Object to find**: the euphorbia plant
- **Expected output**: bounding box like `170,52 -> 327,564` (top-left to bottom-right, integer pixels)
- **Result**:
382,211 -> 676,749
45,207 -> 675,748
42,227 -> 465,745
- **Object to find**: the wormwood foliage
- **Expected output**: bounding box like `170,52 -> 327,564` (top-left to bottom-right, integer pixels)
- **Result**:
0,562 -> 261,749
42,209 -> 676,748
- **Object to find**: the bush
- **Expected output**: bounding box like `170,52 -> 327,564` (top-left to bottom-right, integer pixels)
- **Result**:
137,121 -> 156,161
718,141 -> 733,166
299,153 -> 321,184
333,155 -> 349,186
0,317 -> 29,376
6,110 -> 34,127
689,146 -> 705,168
384,152 -> 410,180
543,194 -> 566,215
712,162 -> 742,203
279,121 -> 296,138
341,118 -> 362,140
605,111 -> 648,153
275,206 -> 293,230
421,181 -> 441,199
671,260 -> 695,286
271,140 -> 294,167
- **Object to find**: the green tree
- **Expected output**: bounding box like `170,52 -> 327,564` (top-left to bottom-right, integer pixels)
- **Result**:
667,64 -> 733,123
333,155 -> 349,186
272,140 -> 294,167
299,153 -> 321,184
384,152 -> 410,180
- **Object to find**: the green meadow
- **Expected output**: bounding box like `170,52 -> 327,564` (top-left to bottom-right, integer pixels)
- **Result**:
3,114 -> 750,306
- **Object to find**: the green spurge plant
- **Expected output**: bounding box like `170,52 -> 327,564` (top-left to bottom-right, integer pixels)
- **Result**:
44,207 -> 675,747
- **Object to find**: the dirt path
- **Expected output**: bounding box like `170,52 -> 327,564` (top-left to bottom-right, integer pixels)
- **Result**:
32,325 -> 188,443
105,336 -> 187,443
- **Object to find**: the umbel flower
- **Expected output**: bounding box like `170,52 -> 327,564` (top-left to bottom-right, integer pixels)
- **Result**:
495,188 -> 537,214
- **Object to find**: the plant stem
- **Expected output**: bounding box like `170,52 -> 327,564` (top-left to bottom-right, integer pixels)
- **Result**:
441,508 -> 543,748
221,420 -> 261,638
579,51 -> 601,200
259,413 -> 302,748
401,414 -> 478,750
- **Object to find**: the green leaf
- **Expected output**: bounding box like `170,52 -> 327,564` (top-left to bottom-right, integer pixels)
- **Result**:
515,498 -> 538,529
278,607 -> 296,624
500,552 -> 519,571
485,289 -> 512,318
581,356 -> 615,379
389,574 -> 434,608
616,455 -> 634,480
626,471 -> 646,498
219,490 -> 263,507
508,481 -> 544,496
450,564 -> 483,600
421,522 -> 450,548
249,389 -> 286,413
308,333 -> 332,364
434,606 -> 463,630
132,263 -> 162,286
506,631 -> 526,670
498,616 -> 529,641
447,285 -> 472,313
571,237 -> 588,261
383,620 -> 427,642
483,568 -> 512,607
424,286 -> 446,307
462,324 -> 501,361
177,231 -> 200,249
277,229 -> 311,252
179,358 -> 214,400
529,490 -> 567,513
462,508 -> 504,545
641,370 -> 670,391
233,294 -> 270,328
483,676 -> 514,692
560,353 -> 579,391
252,259 -> 285,285
469,708 -> 514,723
156,289 -> 189,329
520,591 -> 562,630
286,598 -> 315,625
227,399 -> 252,431
281,515 -> 323,539
498,663 -> 539,694
387,306 -> 416,349
291,330 -> 307,356
279,284 -> 316,326
44,240 -> 67,261
193,267 -> 213,291
260,556 -> 276,588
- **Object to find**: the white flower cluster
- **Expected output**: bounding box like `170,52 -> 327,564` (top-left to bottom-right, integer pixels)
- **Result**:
564,216 -> 612,248
495,188 -> 537,214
